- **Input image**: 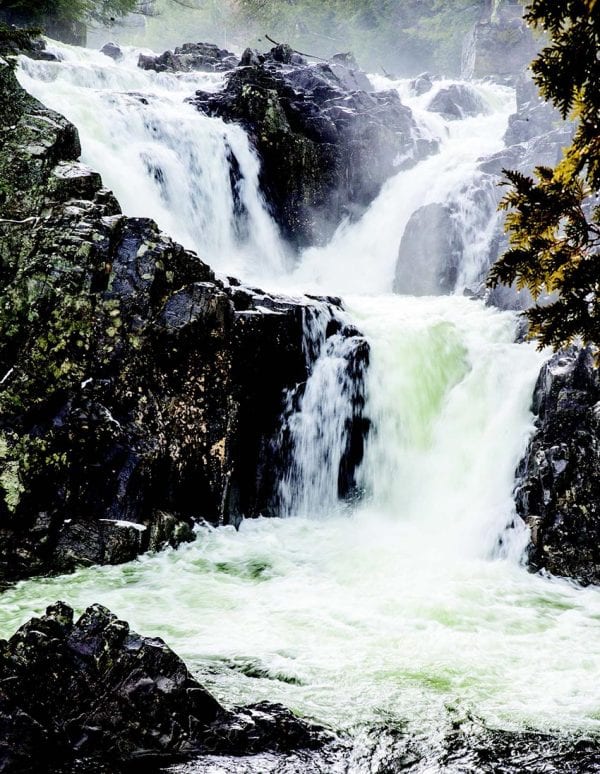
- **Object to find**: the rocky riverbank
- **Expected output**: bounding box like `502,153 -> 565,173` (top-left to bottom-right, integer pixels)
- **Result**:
0,54 -> 368,581
0,602 -> 329,772
514,347 -> 600,585
2,602 -> 599,774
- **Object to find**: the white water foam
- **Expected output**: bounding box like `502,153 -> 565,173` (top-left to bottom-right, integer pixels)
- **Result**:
10,41 -> 600,753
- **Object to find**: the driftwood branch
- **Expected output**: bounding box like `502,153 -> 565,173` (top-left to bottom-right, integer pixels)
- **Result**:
264,34 -> 328,62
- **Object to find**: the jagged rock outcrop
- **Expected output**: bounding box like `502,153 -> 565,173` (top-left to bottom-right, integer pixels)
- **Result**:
138,42 -> 238,73
0,602 -> 327,772
514,348 -> 600,585
192,45 -> 436,248
0,58 -> 367,580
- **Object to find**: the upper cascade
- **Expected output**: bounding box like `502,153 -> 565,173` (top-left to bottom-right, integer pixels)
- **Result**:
192,43 -> 437,249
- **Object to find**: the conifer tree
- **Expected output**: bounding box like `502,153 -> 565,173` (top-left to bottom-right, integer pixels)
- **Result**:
488,1 -> 600,352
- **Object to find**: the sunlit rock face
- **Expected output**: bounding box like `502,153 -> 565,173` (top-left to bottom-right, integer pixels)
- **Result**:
0,60 -> 363,580
464,3 -> 538,82
192,45 -> 437,249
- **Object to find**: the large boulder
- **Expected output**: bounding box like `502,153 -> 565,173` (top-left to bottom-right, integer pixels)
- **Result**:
138,42 -> 238,73
514,348 -> 600,585
393,203 -> 463,295
0,602 -> 327,772
192,46 -> 436,249
427,83 -> 486,120
0,59 -> 368,580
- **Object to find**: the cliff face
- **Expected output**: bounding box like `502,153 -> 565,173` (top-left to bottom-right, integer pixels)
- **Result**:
0,58 -> 365,580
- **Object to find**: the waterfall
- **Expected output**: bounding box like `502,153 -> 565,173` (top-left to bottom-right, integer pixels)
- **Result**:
461,24 -> 477,79
17,44 -> 290,283
12,40 -> 600,758
277,303 -> 368,519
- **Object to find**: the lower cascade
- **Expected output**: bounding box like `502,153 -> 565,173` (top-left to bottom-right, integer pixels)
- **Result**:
3,28 -> 600,774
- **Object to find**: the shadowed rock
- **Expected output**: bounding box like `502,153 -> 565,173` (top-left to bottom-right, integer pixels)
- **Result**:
192,45 -> 437,249
514,347 -> 600,585
427,83 -> 486,120
0,602 -> 328,772
138,42 -> 238,74
393,203 -> 463,296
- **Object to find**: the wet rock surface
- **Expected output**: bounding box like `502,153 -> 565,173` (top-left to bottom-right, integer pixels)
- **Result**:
192,45 -> 436,248
100,41 -> 123,62
427,83 -> 486,120
393,202 -> 463,295
138,42 -> 238,73
0,59 -> 367,580
167,714 -> 600,773
0,602 -> 327,773
514,347 -> 600,585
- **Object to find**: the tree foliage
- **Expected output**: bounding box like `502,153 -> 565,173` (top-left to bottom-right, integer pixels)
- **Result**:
1,0 -> 140,25
233,0 -> 489,73
488,0 -> 600,352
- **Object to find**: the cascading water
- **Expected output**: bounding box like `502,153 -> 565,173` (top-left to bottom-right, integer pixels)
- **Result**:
277,302 -> 368,519
17,44 -> 290,281
7,38 -> 600,769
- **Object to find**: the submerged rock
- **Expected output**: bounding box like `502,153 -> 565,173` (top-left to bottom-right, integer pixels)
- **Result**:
515,347 -> 600,585
0,602 -> 327,772
192,44 -> 436,248
0,59 -> 368,580
138,42 -> 238,74
100,41 -> 123,62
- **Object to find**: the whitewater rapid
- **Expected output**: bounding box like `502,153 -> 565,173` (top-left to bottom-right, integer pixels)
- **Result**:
8,39 -> 600,755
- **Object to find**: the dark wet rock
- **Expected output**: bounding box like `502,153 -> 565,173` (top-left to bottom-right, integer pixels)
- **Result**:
240,47 -> 264,67
169,712 -> 600,773
0,60 -> 368,580
193,45 -> 436,249
427,83 -> 486,120
264,42 -> 306,66
138,42 -> 238,74
100,41 -> 123,62
410,72 -> 433,96
465,3 -> 539,81
0,24 -> 59,62
514,347 -> 600,585
0,602 -> 327,772
393,203 -> 463,295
